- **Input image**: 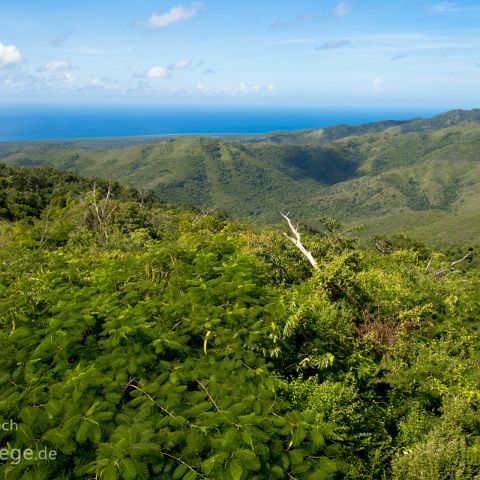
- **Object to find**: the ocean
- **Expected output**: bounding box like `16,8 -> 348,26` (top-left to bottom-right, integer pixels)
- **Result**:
0,105 -> 442,141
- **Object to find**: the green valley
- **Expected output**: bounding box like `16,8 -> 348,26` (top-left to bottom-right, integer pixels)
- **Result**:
1,109 -> 479,246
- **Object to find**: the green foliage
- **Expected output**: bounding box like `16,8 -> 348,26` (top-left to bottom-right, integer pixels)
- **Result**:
391,397 -> 480,480
0,164 -> 479,478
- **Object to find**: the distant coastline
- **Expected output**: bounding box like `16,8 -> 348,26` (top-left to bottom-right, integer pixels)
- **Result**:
0,105 -> 443,142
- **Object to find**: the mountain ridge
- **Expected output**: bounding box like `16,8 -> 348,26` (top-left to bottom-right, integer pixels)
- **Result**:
244,108 -> 480,145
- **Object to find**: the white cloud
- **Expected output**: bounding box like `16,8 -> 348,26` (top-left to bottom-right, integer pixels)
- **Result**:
147,66 -> 170,78
42,71 -> 77,88
86,77 -> 121,91
143,59 -> 191,81
63,72 -> 76,84
335,2 -> 351,16
168,58 -> 190,70
195,82 -> 276,96
0,41 -> 22,67
0,68 -> 80,92
42,60 -> 73,71
2,73 -> 37,91
46,60 -> 69,71
371,76 -> 383,93
148,3 -> 200,28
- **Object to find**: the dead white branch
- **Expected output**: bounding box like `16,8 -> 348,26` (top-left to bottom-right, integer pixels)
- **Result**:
281,213 -> 318,271
193,206 -> 216,225
433,249 -> 473,277
425,257 -> 433,271
374,240 -> 388,255
450,251 -> 473,268
91,182 -> 116,242
39,212 -> 50,246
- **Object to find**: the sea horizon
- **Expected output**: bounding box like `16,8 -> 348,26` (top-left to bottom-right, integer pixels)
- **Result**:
0,105 -> 445,142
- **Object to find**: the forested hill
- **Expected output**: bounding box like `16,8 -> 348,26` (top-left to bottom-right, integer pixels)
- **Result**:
1,108 -> 479,245
1,164 -> 479,479
246,108 -> 480,145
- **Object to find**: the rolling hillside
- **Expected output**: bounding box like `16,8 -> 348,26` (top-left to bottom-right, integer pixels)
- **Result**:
1,109 -> 479,246
245,108 -> 480,145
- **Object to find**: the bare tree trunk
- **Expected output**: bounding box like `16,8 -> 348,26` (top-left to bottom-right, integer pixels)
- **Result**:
91,182 -> 116,242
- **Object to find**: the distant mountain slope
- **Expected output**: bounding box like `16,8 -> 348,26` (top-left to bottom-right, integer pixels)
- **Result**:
0,137 -> 363,221
1,109 -> 479,245
401,108 -> 480,133
246,108 -> 480,146
245,119 -> 410,145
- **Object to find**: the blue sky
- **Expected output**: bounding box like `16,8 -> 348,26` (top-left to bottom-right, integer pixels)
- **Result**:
1,0 -> 480,108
